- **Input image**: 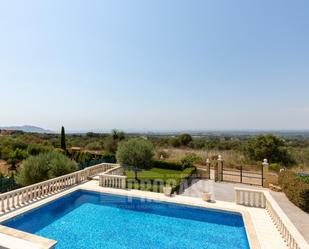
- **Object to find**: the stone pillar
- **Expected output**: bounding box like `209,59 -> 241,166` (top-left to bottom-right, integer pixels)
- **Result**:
262,159 -> 269,188
206,158 -> 211,179
217,155 -> 223,181
214,160 -> 218,182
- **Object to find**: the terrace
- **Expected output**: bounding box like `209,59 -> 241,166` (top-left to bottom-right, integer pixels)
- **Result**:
0,163 -> 307,249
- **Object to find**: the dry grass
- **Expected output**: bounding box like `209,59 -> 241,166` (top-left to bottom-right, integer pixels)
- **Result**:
267,173 -> 279,185
0,160 -> 9,176
156,148 -> 243,162
156,147 -> 261,171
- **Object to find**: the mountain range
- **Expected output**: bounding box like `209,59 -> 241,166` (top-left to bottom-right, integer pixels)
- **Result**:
0,125 -> 53,133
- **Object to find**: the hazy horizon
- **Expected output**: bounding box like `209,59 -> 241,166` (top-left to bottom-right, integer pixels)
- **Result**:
1,0 -> 309,131
2,124 -> 309,135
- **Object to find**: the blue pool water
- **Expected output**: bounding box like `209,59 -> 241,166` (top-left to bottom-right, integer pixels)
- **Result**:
3,190 -> 250,249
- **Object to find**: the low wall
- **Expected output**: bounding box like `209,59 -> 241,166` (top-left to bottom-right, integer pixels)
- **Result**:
235,187 -> 309,249
99,165 -> 127,189
0,163 -> 117,215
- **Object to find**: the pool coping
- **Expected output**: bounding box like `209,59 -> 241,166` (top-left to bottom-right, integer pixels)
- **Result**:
0,225 -> 57,249
0,183 -> 261,249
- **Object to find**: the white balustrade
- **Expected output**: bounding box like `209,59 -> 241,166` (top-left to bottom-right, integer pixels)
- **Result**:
235,187 -> 266,208
99,166 -> 127,189
235,188 -> 308,249
0,163 -> 118,215
264,192 -> 308,249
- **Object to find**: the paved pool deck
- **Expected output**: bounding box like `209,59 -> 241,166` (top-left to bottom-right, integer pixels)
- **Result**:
182,179 -> 309,244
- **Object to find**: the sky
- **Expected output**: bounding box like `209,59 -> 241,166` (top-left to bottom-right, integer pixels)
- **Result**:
0,0 -> 309,132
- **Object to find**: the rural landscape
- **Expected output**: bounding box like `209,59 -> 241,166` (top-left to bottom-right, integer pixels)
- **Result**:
0,127 -> 308,213
1,0 -> 308,248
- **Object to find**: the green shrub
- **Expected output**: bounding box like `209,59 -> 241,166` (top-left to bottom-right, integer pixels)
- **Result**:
298,174 -> 309,184
181,153 -> 203,168
169,137 -> 181,147
73,151 -> 93,164
172,167 -> 197,193
16,152 -> 77,186
101,151 -> 116,163
27,144 -> 52,155
278,171 -> 309,213
7,148 -> 28,169
188,139 -> 206,149
54,148 -> 66,154
48,154 -> 77,178
269,163 -> 281,172
244,135 -> 295,166
0,173 -> 19,193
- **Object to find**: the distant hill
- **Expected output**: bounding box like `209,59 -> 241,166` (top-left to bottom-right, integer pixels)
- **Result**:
0,125 -> 53,133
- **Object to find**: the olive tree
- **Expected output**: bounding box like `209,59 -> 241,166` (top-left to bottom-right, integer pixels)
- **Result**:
16,152 -> 77,186
116,138 -> 154,180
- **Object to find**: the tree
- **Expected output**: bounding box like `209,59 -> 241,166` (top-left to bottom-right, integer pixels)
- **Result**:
103,136 -> 118,153
61,126 -> 67,151
27,143 -> 52,156
16,152 -> 77,186
48,153 -> 78,178
85,142 -> 103,150
181,153 -> 203,169
116,138 -> 154,180
244,135 -> 295,166
103,130 -> 126,153
111,130 -> 125,141
169,137 -> 181,147
7,148 -> 28,170
73,151 -> 93,164
179,134 -> 193,146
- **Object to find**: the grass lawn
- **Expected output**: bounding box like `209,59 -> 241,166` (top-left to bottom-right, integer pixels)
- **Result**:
125,167 -> 196,193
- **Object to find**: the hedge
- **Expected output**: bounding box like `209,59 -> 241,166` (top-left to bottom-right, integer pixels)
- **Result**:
278,171 -> 309,213
152,160 -> 185,170
172,167 -> 197,194
0,175 -> 19,193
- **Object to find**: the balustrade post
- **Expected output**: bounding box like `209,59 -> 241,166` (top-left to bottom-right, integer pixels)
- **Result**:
75,173 -> 80,184
235,190 -> 240,204
0,197 -> 4,213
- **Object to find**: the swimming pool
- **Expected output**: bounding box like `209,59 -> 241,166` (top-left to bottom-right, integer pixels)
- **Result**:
2,190 -> 250,249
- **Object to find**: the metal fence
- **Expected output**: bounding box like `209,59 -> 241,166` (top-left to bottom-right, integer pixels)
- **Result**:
196,156 -> 265,186
221,166 -> 264,186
